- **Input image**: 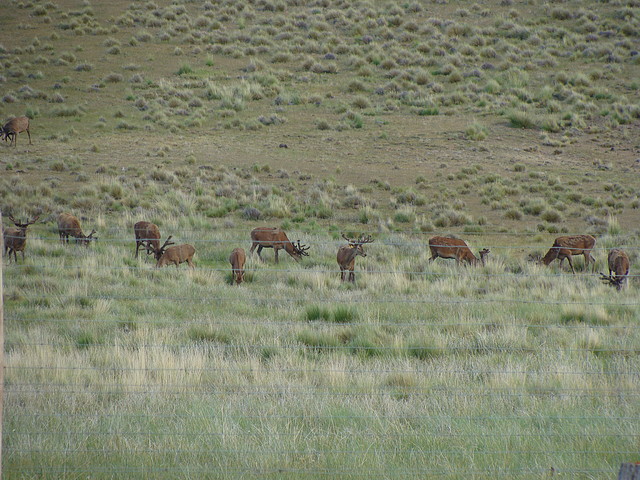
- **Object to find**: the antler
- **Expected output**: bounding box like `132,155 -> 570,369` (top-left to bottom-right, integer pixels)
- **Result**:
342,233 -> 374,245
357,234 -> 374,244
599,272 -> 613,283
295,240 -> 310,256
6,214 -> 39,227
159,235 -> 175,251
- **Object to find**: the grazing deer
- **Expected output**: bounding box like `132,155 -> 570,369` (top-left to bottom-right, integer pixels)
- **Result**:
229,247 -> 246,285
428,236 -> 490,266
600,248 -> 630,290
3,214 -> 38,262
134,221 -> 161,259
2,116 -> 31,147
249,227 -> 310,263
153,236 -> 195,269
540,235 -> 596,273
337,233 -> 374,282
57,213 -> 97,246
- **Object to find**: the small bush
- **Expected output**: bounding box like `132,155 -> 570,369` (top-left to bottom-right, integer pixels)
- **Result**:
306,305 -> 331,322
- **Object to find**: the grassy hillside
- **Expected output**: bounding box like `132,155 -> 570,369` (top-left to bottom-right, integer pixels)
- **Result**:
1,0 -> 639,478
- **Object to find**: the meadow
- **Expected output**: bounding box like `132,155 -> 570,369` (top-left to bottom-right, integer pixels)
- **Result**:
1,0 -> 639,478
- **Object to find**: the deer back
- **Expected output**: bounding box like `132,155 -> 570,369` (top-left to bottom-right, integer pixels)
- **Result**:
553,235 -> 596,252
4,116 -> 29,134
229,247 -> 246,269
429,236 -> 477,263
57,213 -> 83,237
251,227 -> 289,247
157,244 -> 196,267
608,248 -> 630,277
134,221 -> 161,251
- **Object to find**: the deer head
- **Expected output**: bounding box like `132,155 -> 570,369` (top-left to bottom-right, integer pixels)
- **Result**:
478,248 -> 490,265
152,235 -> 175,260
600,272 -> 626,291
293,240 -> 310,257
342,233 -> 374,256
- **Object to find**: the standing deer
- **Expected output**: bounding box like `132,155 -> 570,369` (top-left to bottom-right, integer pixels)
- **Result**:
249,227 -> 310,263
57,213 -> 97,246
337,233 -> 374,282
2,116 -> 31,147
600,248 -> 630,290
134,221 -> 161,259
229,247 -> 246,285
540,235 -> 596,273
152,235 -> 195,269
3,214 -> 38,262
428,236 -> 490,266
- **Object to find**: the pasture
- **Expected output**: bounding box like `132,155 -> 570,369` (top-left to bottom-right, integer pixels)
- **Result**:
1,0 -> 639,478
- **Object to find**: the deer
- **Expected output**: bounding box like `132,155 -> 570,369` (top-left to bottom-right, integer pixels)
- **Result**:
134,221 -> 161,259
600,248 -> 630,291
229,247 -> 246,285
2,116 -> 31,147
3,214 -> 38,262
428,236 -> 490,266
540,235 -> 596,274
152,235 -> 195,269
337,233 -> 374,283
249,227 -> 310,263
57,213 -> 97,246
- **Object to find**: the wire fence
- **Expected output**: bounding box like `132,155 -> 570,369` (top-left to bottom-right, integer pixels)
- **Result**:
3,232 -> 640,478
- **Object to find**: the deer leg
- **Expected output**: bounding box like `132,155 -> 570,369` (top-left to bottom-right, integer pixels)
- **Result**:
26,129 -> 31,145
566,256 -> 576,274
187,258 -> 194,269
349,270 -> 355,283
274,248 -> 279,264
256,245 -> 264,262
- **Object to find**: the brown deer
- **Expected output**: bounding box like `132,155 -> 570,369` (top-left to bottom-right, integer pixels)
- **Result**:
229,247 -> 246,285
2,116 -> 31,147
153,236 -> 195,269
3,214 -> 38,262
337,233 -> 374,282
428,236 -> 490,266
540,235 -> 596,273
249,227 -> 310,263
600,248 -> 630,290
134,221 -> 161,259
57,213 -> 97,246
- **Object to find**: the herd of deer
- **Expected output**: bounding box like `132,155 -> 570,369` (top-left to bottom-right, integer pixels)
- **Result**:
1,213 -> 631,290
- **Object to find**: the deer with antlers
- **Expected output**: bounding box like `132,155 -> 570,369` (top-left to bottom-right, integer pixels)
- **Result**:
151,235 -> 195,269
2,116 -> 31,147
428,236 -> 490,266
229,247 -> 246,285
600,248 -> 630,291
57,213 -> 97,246
134,221 -> 161,259
249,227 -> 310,263
337,233 -> 374,283
540,235 -> 596,273
3,214 -> 39,262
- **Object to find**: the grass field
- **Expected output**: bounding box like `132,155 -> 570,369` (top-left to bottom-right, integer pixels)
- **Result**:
1,0 -> 639,478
